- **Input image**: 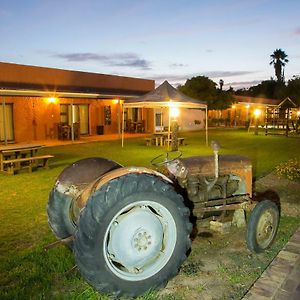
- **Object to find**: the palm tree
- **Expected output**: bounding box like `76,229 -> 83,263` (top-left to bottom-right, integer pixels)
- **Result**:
270,49 -> 289,82
219,79 -> 224,90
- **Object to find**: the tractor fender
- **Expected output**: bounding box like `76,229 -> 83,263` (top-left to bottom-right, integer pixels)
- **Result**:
76,166 -> 173,209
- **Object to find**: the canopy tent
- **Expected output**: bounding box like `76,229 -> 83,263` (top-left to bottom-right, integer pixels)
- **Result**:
121,80 -> 208,147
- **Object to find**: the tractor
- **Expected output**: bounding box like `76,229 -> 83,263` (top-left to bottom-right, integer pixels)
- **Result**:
47,141 -> 279,298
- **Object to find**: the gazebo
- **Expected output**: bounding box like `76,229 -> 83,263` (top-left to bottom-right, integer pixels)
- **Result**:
121,80 -> 208,146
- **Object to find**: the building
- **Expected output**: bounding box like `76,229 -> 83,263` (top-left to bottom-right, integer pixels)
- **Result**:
208,95 -> 280,127
0,62 -> 154,143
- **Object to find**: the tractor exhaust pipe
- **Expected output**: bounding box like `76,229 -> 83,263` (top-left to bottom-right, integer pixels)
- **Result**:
205,140 -> 221,192
211,140 -> 220,179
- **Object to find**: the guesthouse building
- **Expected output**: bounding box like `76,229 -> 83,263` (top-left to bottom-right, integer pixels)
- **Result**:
0,62 -> 154,143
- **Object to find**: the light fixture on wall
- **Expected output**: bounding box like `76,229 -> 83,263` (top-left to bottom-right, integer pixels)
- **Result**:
47,97 -> 58,104
112,99 -> 119,104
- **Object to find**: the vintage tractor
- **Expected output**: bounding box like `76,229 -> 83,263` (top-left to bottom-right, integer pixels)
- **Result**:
47,141 -> 279,298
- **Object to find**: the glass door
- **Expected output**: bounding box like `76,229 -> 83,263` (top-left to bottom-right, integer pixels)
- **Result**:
60,104 -> 89,135
0,103 -> 14,142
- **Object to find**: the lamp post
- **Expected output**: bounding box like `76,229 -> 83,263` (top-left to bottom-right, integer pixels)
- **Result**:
170,106 -> 180,151
232,105 -> 236,127
254,108 -> 261,135
245,104 -> 250,129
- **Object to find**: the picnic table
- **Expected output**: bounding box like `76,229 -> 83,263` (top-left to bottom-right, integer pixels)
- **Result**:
145,132 -> 186,147
153,132 -> 169,146
0,144 -> 54,175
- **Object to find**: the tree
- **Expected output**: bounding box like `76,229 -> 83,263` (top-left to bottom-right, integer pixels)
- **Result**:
286,76 -> 300,106
178,76 -> 233,109
219,79 -> 224,90
247,80 -> 286,99
270,49 -> 289,82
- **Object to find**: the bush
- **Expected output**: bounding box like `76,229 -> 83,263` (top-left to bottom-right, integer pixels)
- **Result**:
275,159 -> 300,181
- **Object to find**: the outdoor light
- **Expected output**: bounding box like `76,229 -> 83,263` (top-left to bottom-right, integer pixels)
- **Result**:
246,104 -> 250,109
170,107 -> 180,118
297,110 -> 300,117
47,97 -> 57,104
254,108 -> 261,118
112,99 -> 119,104
232,105 -> 236,109
253,109 -> 261,135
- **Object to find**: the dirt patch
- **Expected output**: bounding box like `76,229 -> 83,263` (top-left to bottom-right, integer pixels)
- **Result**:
157,174 -> 300,300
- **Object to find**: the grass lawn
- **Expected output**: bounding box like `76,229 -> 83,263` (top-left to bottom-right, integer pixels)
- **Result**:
1,129 -> 300,299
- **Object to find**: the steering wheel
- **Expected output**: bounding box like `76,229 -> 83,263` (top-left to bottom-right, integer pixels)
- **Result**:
151,151 -> 182,167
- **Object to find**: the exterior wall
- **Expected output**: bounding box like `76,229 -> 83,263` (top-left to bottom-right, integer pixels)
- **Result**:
157,108 -> 205,132
207,96 -> 281,127
2,96 -> 122,142
208,104 -> 269,127
0,62 -> 155,143
178,108 -> 205,131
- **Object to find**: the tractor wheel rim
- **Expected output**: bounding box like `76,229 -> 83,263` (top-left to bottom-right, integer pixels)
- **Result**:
256,208 -> 277,249
103,200 -> 177,281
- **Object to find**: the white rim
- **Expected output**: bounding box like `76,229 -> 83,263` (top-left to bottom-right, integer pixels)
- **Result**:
103,200 -> 177,281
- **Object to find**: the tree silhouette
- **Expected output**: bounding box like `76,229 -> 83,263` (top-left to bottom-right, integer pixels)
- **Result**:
178,76 -> 233,109
219,79 -> 224,90
270,49 -> 289,82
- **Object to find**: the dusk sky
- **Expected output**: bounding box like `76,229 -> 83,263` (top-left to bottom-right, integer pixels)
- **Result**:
1,0 -> 300,89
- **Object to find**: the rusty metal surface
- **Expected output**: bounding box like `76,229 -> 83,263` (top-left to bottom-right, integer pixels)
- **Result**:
180,155 -> 253,197
55,157 -> 122,199
180,155 -> 251,176
192,194 -> 256,218
76,166 -> 173,209
94,166 -> 173,191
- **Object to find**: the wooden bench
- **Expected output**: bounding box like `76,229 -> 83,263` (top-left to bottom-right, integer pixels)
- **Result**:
164,137 -> 185,146
178,137 -> 185,145
2,155 -> 54,175
145,137 -> 155,146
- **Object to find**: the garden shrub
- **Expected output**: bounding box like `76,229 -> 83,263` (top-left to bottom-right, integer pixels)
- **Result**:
275,159 -> 300,182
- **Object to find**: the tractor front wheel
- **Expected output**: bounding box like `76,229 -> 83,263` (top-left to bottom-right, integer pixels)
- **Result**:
74,173 -> 192,298
246,200 -> 279,253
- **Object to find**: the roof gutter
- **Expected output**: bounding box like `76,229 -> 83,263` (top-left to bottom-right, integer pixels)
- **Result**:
0,89 -> 139,99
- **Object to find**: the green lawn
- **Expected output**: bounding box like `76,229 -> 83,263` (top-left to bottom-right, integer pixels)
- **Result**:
1,129 -> 300,299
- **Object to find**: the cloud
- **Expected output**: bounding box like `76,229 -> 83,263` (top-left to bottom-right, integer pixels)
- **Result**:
52,52 -> 151,70
203,71 -> 257,78
149,73 -> 261,89
224,80 -> 262,90
169,63 -> 188,68
150,73 -> 195,83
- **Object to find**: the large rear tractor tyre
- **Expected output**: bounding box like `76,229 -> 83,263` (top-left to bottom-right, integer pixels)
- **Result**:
74,173 -> 192,298
246,200 -> 279,253
47,157 -> 121,247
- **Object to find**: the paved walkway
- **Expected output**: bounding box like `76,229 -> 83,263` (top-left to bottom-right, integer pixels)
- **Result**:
4,133 -> 148,148
243,226 -> 300,300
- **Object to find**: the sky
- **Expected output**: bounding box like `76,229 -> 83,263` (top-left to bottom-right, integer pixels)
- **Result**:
1,0 -> 300,89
